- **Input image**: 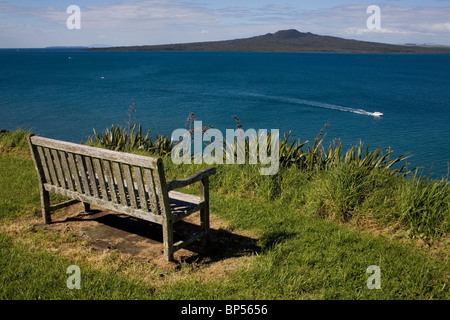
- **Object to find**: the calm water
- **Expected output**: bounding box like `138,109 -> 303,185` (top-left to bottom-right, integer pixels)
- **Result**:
1,50 -> 449,177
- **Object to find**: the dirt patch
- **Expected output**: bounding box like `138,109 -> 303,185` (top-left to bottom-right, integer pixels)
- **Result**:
2,202 -> 260,285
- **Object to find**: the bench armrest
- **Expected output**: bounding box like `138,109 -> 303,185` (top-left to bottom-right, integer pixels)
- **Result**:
167,167 -> 216,191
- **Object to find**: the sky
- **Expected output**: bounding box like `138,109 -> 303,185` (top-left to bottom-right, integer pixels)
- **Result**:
1,0 -> 450,48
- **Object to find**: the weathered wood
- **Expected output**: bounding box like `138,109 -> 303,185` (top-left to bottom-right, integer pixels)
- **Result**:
123,164 -> 137,209
93,158 -> 108,200
27,135 -> 51,223
83,202 -> 91,212
173,231 -> 206,252
41,188 -> 51,224
102,160 -> 118,204
58,150 -> 75,191
153,159 -> 171,214
36,146 -> 51,183
51,149 -> 67,189
67,152 -> 82,193
156,159 -> 175,261
134,166 -> 148,211
84,156 -> 99,197
167,167 -> 216,191
30,135 -> 159,169
169,190 -> 201,204
169,191 -> 202,223
143,168 -> 159,214
112,162 -> 127,205
76,154 -> 91,195
28,135 -> 216,262
43,184 -> 163,224
200,177 -> 210,248
44,147 -> 59,187
50,199 -> 79,211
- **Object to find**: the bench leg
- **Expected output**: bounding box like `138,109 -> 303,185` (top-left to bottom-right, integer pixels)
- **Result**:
163,218 -> 174,262
200,208 -> 210,249
83,202 -> 91,213
40,188 -> 51,224
200,178 -> 210,250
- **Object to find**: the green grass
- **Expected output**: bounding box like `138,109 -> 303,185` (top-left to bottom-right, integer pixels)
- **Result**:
158,198 -> 448,299
0,154 -> 39,219
0,129 -> 448,300
0,233 -> 154,299
0,153 -> 66,221
1,191 -> 448,300
0,128 -> 30,150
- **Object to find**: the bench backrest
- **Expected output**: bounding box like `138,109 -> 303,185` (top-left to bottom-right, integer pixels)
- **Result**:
28,135 -> 170,217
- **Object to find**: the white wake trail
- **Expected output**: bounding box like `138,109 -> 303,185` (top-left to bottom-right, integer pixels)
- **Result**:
244,93 -> 383,117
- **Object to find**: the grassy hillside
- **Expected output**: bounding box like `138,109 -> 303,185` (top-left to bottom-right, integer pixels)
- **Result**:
0,128 -> 448,300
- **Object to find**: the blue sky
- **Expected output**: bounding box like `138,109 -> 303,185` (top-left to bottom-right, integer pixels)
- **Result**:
1,0 -> 450,47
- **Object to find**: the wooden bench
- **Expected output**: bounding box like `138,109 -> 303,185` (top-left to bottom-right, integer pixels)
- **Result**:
27,134 -> 216,261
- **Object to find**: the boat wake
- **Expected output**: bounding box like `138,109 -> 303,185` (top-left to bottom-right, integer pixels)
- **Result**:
244,93 -> 383,117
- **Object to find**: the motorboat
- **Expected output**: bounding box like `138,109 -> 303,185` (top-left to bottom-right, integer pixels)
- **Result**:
372,112 -> 383,117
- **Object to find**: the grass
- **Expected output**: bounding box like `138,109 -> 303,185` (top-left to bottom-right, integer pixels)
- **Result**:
0,233 -> 153,300
0,129 -> 448,300
0,128 -> 30,150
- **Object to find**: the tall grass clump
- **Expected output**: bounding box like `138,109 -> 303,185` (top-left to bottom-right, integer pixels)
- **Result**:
305,164 -> 450,239
306,163 -> 374,221
277,129 -> 412,174
390,173 -> 450,238
84,103 -> 173,155
85,123 -> 173,155
0,128 -> 31,150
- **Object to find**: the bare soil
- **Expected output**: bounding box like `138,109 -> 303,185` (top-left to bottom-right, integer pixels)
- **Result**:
45,203 -> 259,264
1,202 -> 260,284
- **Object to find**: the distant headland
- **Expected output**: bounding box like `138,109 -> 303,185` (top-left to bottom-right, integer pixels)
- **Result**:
86,29 -> 450,54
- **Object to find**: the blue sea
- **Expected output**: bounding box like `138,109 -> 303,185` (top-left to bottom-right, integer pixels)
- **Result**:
1,50 -> 449,178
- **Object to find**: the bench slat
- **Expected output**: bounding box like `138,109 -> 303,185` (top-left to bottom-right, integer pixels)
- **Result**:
36,146 -> 51,183
112,162 -> 127,206
51,149 -> 67,189
58,150 -> 75,191
143,168 -> 160,215
93,158 -> 109,201
134,166 -> 148,211
44,147 -> 59,187
103,160 -> 118,204
76,154 -> 91,196
123,164 -> 137,209
67,152 -> 82,193
85,156 -> 99,198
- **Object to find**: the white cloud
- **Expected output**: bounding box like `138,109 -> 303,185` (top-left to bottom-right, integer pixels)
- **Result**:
287,5 -> 450,45
1,1 -> 450,47
419,22 -> 450,32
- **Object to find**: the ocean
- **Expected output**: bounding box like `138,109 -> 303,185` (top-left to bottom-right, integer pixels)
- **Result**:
1,50 -> 449,178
